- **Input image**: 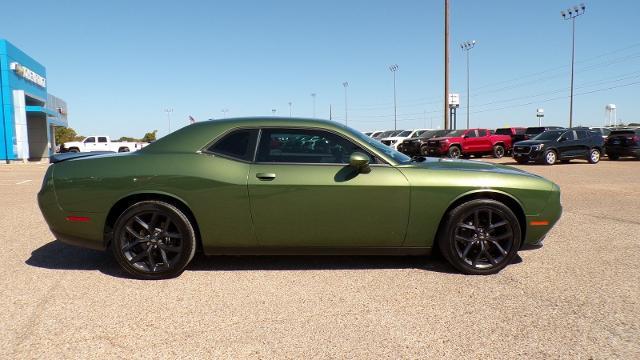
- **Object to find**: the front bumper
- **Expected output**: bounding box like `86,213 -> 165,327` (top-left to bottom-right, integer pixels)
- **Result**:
513,149 -> 545,163
397,141 -> 422,155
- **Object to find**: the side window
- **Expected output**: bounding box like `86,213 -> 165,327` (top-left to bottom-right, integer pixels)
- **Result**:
465,130 -> 478,138
84,137 -> 95,143
562,131 -> 576,141
256,128 -> 373,164
98,137 -> 108,143
576,131 -> 590,140
207,129 -> 258,161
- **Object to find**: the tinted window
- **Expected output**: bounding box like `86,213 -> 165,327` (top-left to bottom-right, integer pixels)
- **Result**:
561,131 -> 576,141
576,130 -> 590,139
525,127 -> 545,136
533,130 -> 564,141
495,128 -> 512,135
515,128 -> 526,135
256,128 -> 373,164
84,137 -> 95,143
98,137 -> 108,143
208,129 -> 257,161
465,130 -> 478,138
398,130 -> 412,137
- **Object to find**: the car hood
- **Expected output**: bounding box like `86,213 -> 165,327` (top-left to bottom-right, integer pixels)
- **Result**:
402,157 -> 540,177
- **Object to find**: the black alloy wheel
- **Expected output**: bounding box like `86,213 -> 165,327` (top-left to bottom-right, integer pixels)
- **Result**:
448,146 -> 461,159
439,199 -> 521,275
112,201 -> 196,279
493,145 -> 505,158
420,145 -> 430,156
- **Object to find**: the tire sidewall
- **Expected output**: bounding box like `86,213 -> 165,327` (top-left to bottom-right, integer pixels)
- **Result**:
544,150 -> 556,165
448,146 -> 461,159
111,201 -> 196,280
439,199 -> 522,275
493,145 -> 505,158
588,148 -> 600,164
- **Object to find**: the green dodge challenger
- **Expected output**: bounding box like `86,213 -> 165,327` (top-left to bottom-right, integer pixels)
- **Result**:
38,118 -> 562,279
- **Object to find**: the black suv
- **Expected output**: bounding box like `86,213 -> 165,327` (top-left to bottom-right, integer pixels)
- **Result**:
605,128 -> 640,160
397,129 -> 452,155
512,128 -> 604,165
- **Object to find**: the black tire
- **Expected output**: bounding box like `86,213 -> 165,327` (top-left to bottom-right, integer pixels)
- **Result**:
420,145 -> 430,156
608,154 -> 619,160
438,199 -> 522,275
515,158 -> 528,165
118,147 -> 130,153
69,148 -> 79,153
543,150 -> 557,165
111,201 -> 196,280
493,144 -> 505,158
588,148 -> 601,164
448,146 -> 461,159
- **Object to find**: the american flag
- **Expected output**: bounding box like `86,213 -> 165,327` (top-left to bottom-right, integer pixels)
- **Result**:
188,115 -> 196,124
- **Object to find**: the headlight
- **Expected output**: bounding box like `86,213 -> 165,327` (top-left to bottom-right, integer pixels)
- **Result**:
532,144 -> 545,151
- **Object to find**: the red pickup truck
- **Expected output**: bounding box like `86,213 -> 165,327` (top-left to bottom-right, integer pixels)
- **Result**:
423,128 -> 512,159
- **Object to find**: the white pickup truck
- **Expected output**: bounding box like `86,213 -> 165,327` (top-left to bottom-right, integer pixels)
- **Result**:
60,136 -> 148,153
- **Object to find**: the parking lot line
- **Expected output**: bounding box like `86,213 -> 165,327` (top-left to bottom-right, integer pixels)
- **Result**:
15,180 -> 32,185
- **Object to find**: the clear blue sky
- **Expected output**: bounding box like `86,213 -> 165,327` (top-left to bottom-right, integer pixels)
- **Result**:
3,0 -> 640,137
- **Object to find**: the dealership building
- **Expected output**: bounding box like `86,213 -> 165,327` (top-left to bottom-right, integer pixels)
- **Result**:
0,39 -> 68,161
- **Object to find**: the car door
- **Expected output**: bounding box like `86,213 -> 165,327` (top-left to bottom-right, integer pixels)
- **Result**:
462,129 -> 479,153
575,130 -> 591,157
97,136 -> 109,150
83,137 -> 96,151
248,127 -> 410,247
557,130 -> 577,158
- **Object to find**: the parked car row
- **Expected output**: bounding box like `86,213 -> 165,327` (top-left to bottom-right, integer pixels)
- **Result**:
365,125 -> 640,164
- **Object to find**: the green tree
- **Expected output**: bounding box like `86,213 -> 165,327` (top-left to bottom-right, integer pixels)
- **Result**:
142,130 -> 157,143
117,136 -> 140,142
55,127 -> 80,145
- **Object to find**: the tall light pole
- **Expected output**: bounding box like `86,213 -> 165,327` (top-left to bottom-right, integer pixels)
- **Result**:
288,102 -> 292,117
389,64 -> 399,130
221,108 -> 229,118
342,82 -> 349,126
311,93 -> 316,118
561,3 -> 586,128
444,0 -> 450,130
164,108 -> 174,134
461,40 -> 476,129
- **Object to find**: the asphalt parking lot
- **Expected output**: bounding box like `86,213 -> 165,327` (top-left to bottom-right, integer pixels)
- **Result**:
1,158 -> 638,358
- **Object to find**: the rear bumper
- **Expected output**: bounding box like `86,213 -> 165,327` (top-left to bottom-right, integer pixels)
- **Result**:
606,146 -> 640,158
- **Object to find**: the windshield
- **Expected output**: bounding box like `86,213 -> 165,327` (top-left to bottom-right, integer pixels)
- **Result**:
397,130 -> 412,137
495,128 -> 512,135
376,130 -> 394,138
526,127 -> 547,135
348,126 -> 411,163
532,130 -> 564,141
413,130 -> 427,137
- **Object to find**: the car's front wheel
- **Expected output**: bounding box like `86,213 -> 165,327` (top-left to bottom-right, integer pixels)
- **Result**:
448,146 -> 461,159
543,150 -> 557,165
111,201 -> 196,280
438,199 -> 521,275
493,144 -> 505,158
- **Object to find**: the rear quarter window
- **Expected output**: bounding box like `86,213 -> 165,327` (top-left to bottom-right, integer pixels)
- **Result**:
206,129 -> 258,161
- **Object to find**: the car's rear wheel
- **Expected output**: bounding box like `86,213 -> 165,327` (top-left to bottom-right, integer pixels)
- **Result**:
438,199 -> 521,275
420,145 -> 430,156
448,146 -> 461,159
543,150 -> 557,165
111,201 -> 196,280
588,148 -> 601,164
493,144 -> 505,158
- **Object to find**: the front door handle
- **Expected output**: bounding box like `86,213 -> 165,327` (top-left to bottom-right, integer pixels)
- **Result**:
256,173 -> 276,181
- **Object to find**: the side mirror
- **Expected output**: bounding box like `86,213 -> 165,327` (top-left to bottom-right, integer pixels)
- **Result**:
349,152 -> 371,173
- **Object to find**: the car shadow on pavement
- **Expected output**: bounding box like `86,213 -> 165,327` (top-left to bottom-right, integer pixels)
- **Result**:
26,240 -> 522,278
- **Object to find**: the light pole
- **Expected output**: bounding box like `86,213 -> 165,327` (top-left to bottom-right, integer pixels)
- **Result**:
561,3 -> 586,128
164,108 -> 174,134
288,102 -> 292,117
536,108 -> 545,126
342,82 -> 349,125
444,0 -> 450,130
311,93 -> 316,118
389,64 -> 399,130
271,109 -> 276,116
460,40 -> 476,129
221,108 -> 229,118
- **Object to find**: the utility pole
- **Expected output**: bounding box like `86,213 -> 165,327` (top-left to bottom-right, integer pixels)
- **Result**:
444,0 -> 450,130
311,93 -> 316,118
389,64 -> 399,130
342,82 -> 349,126
461,40 -> 476,129
164,108 -> 174,134
561,3 -> 586,128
